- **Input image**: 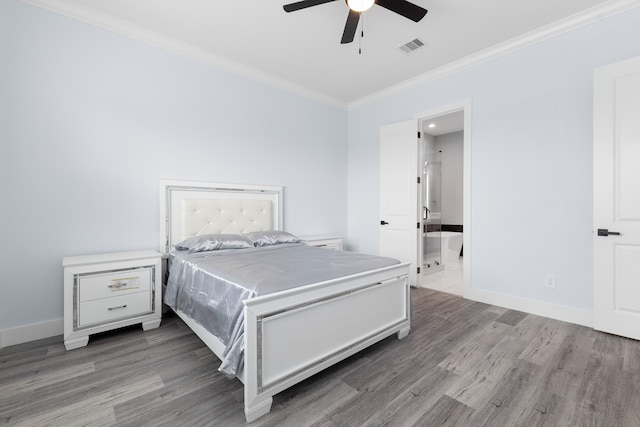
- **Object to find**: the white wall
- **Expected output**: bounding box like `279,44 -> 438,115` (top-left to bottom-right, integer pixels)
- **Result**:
0,1 -> 348,338
435,131 -> 463,225
5,1 -> 640,344
347,6 -> 640,322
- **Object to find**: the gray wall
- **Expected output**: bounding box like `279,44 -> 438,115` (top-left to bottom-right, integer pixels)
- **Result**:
347,6 -> 640,312
0,1 -> 348,331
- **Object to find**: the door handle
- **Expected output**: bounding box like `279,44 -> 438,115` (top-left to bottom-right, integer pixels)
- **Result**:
597,228 -> 621,236
380,220 -> 389,225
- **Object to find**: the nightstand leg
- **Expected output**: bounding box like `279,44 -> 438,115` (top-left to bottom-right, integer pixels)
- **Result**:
397,326 -> 411,340
64,336 -> 89,350
142,319 -> 161,331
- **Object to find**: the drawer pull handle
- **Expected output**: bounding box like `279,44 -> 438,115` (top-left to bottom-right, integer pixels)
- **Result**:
108,304 -> 127,311
108,277 -> 140,290
109,282 -> 128,289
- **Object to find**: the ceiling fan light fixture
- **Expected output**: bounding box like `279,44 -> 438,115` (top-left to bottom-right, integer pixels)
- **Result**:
347,0 -> 375,12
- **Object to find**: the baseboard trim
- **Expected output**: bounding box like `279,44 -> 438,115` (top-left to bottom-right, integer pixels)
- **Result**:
464,287 -> 593,328
0,318 -> 63,349
0,290 -> 594,349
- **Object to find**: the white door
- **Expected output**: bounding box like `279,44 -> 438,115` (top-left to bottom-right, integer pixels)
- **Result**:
379,120 -> 420,287
593,56 -> 640,340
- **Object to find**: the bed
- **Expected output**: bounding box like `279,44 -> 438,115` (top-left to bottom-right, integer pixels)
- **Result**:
159,180 -> 411,422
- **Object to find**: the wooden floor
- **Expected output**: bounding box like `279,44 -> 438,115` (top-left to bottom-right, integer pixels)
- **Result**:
2,288 -> 640,426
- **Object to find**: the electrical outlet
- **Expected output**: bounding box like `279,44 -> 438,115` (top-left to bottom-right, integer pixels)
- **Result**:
545,274 -> 556,289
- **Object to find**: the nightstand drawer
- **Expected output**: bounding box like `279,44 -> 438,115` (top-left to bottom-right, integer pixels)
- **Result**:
299,235 -> 343,250
78,292 -> 152,327
78,268 -> 153,302
312,241 -> 342,250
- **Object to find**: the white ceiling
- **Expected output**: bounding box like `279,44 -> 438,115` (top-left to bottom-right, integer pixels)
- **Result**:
24,0 -> 638,107
422,110 -> 464,136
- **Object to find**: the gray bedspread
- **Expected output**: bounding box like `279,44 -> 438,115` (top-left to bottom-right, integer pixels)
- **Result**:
163,243 -> 400,377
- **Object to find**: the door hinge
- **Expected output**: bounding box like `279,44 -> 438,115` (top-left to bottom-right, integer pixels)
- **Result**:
417,267 -> 421,274
417,222 -> 420,229
417,131 -> 421,139
417,176 -> 421,184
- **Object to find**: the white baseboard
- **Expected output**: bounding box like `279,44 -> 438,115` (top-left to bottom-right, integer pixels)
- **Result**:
464,287 -> 593,328
0,318 -> 63,349
0,289 -> 593,349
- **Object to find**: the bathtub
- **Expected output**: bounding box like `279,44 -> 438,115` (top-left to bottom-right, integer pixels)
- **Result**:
425,231 -> 463,265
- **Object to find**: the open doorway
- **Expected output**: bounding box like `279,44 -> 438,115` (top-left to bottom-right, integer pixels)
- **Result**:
417,102 -> 470,297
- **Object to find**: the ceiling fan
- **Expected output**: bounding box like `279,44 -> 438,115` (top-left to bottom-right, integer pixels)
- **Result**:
283,0 -> 428,44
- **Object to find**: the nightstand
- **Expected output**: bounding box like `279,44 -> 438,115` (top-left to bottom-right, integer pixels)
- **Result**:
299,235 -> 343,250
63,250 -> 162,350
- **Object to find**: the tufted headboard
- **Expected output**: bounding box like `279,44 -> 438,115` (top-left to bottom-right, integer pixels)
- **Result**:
159,180 -> 283,253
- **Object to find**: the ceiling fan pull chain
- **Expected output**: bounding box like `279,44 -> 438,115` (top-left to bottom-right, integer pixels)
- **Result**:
359,13 -> 364,54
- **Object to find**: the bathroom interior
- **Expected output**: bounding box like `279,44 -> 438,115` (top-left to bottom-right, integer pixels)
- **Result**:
421,111 -> 464,295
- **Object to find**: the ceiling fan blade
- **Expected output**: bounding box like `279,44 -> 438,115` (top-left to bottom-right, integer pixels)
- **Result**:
283,0 -> 338,12
341,9 -> 360,44
375,0 -> 427,22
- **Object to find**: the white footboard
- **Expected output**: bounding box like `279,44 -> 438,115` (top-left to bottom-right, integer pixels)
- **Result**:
243,263 -> 410,422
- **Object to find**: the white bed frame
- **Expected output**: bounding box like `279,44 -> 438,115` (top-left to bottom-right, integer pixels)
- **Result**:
159,180 -> 411,422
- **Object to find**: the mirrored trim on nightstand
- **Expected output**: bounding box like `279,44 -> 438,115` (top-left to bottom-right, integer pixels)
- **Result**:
72,265 -> 156,331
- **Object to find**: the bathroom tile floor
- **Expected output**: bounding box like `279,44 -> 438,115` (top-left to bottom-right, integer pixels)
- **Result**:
422,257 -> 463,296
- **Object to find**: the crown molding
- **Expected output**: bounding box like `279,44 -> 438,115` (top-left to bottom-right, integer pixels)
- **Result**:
20,0 -> 640,111
20,0 -> 348,110
348,0 -> 640,110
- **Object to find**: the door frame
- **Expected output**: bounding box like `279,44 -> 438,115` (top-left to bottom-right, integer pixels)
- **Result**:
414,99 -> 472,296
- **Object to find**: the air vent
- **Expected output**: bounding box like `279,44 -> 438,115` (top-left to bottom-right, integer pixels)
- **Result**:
399,38 -> 425,54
